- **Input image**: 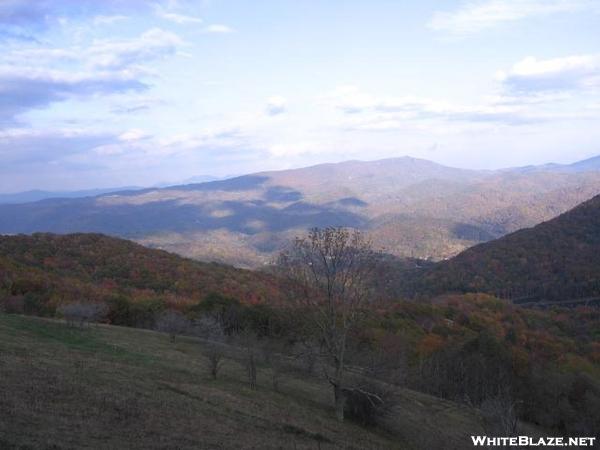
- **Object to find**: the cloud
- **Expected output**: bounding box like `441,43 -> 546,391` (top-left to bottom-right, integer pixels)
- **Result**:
88,28 -> 184,70
498,54 -> 600,93
110,96 -> 167,114
154,6 -> 203,25
429,0 -> 597,35
4,28 -> 185,71
0,128 -> 116,166
0,67 -> 147,125
93,15 -> 128,26
0,0 -> 50,27
203,24 -> 234,33
266,96 -> 287,116
325,85 -> 543,128
0,0 -> 154,39
0,27 -> 186,125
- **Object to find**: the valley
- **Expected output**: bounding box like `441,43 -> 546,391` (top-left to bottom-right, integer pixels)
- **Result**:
3,156 -> 600,268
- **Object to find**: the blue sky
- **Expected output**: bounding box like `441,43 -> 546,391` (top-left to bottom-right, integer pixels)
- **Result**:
1,0 -> 599,192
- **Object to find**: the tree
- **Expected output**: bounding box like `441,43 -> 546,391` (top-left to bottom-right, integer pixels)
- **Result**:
155,309 -> 189,341
276,227 -> 378,421
239,330 -> 259,390
59,302 -> 108,327
194,317 -> 227,380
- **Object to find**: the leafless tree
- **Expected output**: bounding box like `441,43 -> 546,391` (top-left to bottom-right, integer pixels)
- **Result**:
343,378 -> 397,427
59,302 -> 108,327
194,317 -> 227,380
276,227 -> 379,421
237,330 -> 259,390
155,310 -> 189,341
261,340 -> 288,392
481,387 -> 519,436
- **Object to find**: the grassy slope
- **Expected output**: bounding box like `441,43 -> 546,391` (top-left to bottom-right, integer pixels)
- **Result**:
0,314 -> 483,450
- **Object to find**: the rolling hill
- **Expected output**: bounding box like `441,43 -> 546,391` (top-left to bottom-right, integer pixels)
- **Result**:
406,194 -> 600,303
0,233 -> 281,321
2,156 -> 600,267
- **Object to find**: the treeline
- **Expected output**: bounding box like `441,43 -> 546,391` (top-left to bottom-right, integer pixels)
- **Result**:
377,295 -> 600,436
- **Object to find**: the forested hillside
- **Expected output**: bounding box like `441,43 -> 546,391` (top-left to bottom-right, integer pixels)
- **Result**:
406,194 -> 600,303
0,233 -> 281,324
0,231 -> 598,441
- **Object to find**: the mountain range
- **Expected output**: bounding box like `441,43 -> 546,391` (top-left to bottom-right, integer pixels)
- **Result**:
0,187 -> 143,205
1,155 -> 600,267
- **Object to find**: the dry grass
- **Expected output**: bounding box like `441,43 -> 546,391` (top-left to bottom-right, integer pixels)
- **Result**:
0,314 -> 483,449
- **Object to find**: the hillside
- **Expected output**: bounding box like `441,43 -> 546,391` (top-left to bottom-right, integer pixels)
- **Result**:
1,234 -> 598,445
407,194 -> 600,303
0,233 -> 280,321
0,314 -> 485,450
2,156 -> 600,267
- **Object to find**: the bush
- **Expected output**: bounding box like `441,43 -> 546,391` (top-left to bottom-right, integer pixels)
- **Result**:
106,295 -> 132,326
24,292 -> 54,316
1,295 -> 25,314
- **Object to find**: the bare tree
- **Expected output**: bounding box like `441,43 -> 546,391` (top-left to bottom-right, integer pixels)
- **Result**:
155,310 -> 189,341
236,330 -> 259,390
481,387 -> 519,436
194,317 -> 227,380
261,340 -> 288,392
276,227 -> 378,421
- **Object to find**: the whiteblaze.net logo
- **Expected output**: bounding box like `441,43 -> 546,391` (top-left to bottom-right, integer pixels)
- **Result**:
471,436 -> 597,447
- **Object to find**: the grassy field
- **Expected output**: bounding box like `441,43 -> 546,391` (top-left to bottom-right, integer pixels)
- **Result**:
0,314 -> 484,449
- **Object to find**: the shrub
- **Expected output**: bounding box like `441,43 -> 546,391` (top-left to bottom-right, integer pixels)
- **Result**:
1,295 -> 25,314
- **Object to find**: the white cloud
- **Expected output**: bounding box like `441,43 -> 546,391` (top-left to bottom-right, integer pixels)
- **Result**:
154,4 -> 203,24
266,96 -> 287,115
119,129 -> 150,142
203,24 -> 234,33
498,54 -> 600,92
0,127 -> 115,166
0,65 -> 146,125
324,85 -> 553,128
88,28 -> 184,70
5,28 -> 185,72
93,15 -> 127,26
429,0 -> 597,35
0,27 -> 186,124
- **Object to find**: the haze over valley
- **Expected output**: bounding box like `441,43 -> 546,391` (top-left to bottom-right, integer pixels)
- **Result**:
3,155 -> 600,267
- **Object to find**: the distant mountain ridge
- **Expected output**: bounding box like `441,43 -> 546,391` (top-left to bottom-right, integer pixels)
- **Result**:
0,187 -> 143,205
1,155 -> 600,267
0,175 -> 228,204
508,155 -> 600,174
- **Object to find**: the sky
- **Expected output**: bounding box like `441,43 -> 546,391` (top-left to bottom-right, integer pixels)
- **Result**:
0,0 -> 599,192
